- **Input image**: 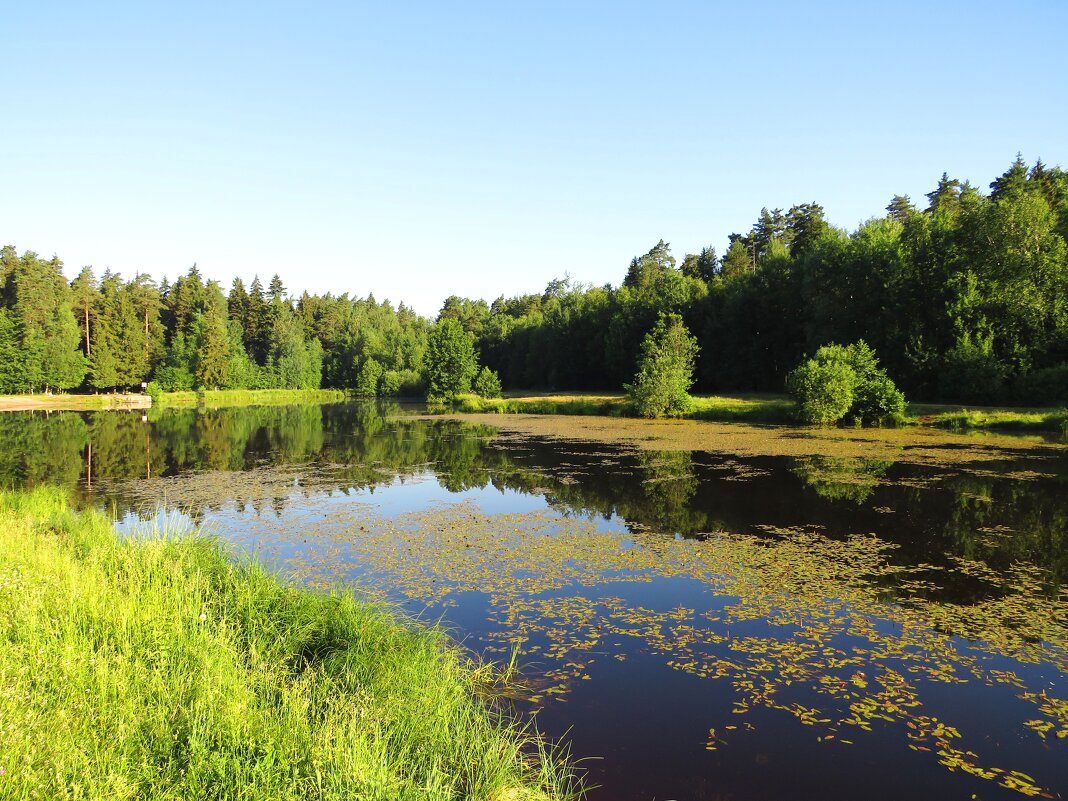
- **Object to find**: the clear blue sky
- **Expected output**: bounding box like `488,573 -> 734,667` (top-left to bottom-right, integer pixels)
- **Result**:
4,1 -> 1065,316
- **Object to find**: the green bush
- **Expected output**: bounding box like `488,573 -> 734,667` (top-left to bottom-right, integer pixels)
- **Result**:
473,366 -> 503,399
852,372 -> 907,425
787,358 -> 855,424
379,369 -> 401,396
787,341 -> 905,426
145,380 -> 163,406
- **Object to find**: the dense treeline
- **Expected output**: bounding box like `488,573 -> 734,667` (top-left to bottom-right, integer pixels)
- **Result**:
0,251 -> 429,396
2,158 -> 1066,404
472,157 -> 1068,405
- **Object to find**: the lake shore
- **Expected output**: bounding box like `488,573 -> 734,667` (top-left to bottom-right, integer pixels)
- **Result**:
444,409 -> 1067,464
157,388 -> 346,408
452,392 -> 1068,434
0,487 -> 576,801
0,392 -> 150,412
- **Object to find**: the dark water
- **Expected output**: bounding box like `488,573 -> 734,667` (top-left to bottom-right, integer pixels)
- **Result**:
3,402 -> 1067,800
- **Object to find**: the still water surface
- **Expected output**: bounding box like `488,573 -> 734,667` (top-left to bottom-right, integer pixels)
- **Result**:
3,402 -> 1067,800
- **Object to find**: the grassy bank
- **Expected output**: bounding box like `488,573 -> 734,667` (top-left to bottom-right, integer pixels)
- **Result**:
914,404 -> 1068,434
450,392 -> 1068,434
158,388 -> 346,409
452,392 -> 796,423
0,488 -> 576,801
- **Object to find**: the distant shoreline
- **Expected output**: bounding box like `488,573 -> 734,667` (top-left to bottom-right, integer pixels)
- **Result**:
0,393 -> 150,412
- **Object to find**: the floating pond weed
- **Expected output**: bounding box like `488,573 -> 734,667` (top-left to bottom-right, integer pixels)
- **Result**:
258,501 -> 1068,798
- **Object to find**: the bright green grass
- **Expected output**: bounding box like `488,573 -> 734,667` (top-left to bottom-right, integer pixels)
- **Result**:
453,392 -> 798,423
159,388 -> 346,409
452,393 -> 627,417
0,488 -> 577,801
914,405 -> 1068,434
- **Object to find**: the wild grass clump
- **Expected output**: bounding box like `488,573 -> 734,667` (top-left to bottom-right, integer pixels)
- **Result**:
0,487 -> 577,801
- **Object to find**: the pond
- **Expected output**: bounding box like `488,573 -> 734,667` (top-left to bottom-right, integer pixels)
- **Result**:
3,401 -> 1067,800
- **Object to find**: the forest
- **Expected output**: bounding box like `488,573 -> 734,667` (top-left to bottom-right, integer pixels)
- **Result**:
2,157 -> 1066,406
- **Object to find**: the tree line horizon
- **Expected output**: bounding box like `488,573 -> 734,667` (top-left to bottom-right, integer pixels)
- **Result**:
2,156 -> 1066,407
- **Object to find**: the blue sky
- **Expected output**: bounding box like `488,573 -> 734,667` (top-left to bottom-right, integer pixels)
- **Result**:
3,1 -> 1066,316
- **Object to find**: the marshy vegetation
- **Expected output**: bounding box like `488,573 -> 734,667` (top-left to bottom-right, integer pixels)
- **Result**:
0,487 -> 578,800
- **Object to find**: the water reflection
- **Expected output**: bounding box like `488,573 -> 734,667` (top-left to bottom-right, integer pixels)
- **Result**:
2,402 -> 1067,588
2,401 -> 1068,799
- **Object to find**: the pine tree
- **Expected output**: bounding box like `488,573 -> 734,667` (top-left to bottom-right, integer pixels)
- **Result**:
246,276 -> 271,363
89,271 -> 123,390
885,195 -> 916,224
129,273 -> 165,372
193,281 -> 232,389
268,274 -> 286,303
12,252 -> 86,390
989,154 -> 1029,200
71,266 -> 97,359
228,277 -> 250,334
0,310 -> 26,393
926,173 -> 963,214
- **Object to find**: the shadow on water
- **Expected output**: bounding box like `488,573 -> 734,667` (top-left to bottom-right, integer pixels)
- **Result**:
2,401 -> 1067,800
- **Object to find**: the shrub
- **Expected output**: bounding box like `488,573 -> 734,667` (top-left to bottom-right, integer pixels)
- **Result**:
787,358 -> 856,424
145,381 -> 163,406
787,340 -> 905,426
473,367 -> 502,399
853,373 -> 907,425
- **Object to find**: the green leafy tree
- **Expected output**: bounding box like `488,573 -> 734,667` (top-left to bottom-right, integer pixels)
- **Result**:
425,318 -> 478,401
625,312 -> 699,417
355,357 -> 383,397
267,310 -> 323,390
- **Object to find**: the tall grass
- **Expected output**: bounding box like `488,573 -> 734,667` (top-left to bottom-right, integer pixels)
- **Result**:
0,488 -> 577,801
159,388 -> 346,409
